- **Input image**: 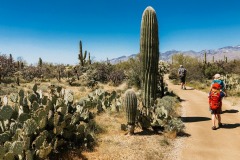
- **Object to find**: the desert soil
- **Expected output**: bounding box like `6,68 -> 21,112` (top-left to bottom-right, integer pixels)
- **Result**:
81,77 -> 240,160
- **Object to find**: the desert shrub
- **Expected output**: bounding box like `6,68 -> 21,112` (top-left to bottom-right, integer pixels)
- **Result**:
108,69 -> 125,86
137,95 -> 185,134
89,62 -> 114,83
22,66 -> 44,81
123,57 -> 142,88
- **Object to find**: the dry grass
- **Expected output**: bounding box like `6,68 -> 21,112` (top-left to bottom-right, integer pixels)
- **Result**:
81,111 -> 173,160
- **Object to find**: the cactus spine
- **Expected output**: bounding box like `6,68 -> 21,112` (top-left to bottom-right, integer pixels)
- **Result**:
140,6 -> 159,108
124,90 -> 137,135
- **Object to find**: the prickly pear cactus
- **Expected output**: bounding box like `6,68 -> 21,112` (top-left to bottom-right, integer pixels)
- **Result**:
0,132 -> 10,144
25,150 -> 33,160
32,84 -> 38,93
0,145 -> 6,159
10,93 -> 18,103
10,141 -> 24,155
18,89 -> 24,98
4,151 -> 15,160
28,93 -> 37,104
32,131 -> 48,149
23,119 -> 37,135
0,84 -> 97,159
36,141 -> 52,159
140,6 -> 159,108
0,105 -> 13,120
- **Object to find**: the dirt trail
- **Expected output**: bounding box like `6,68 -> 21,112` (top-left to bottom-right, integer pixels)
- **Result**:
166,78 -> 240,160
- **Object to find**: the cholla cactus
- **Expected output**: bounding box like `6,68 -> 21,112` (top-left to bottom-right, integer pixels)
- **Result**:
222,74 -> 240,91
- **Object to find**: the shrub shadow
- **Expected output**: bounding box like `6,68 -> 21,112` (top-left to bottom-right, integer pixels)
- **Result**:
134,129 -> 158,136
221,123 -> 240,129
177,131 -> 191,137
180,98 -> 186,102
222,109 -> 239,114
181,116 -> 211,123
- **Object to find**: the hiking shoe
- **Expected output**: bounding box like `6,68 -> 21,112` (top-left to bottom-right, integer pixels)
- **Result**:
218,123 -> 223,128
212,126 -> 217,130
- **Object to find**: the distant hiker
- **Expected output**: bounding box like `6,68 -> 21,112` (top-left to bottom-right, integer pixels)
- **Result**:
209,83 -> 225,130
210,73 -> 227,113
178,65 -> 187,90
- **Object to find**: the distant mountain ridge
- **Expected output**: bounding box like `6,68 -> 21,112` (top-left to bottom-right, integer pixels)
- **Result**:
110,45 -> 240,64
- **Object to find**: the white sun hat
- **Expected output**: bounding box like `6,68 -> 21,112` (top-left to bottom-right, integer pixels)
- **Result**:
214,73 -> 221,79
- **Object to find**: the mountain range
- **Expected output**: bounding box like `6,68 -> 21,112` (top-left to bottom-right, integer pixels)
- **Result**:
110,45 -> 240,64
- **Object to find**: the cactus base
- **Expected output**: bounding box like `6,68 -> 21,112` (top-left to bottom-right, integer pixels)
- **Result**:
127,125 -> 135,135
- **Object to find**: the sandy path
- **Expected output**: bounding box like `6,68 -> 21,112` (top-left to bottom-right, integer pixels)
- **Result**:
167,78 -> 240,160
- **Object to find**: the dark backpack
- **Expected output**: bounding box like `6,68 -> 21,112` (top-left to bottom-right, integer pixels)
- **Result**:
179,68 -> 186,77
209,90 -> 221,110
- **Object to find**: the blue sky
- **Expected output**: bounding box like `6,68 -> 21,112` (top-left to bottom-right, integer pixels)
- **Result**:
0,0 -> 240,65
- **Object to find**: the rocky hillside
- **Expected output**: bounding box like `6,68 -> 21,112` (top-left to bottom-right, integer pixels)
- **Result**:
110,45 -> 240,63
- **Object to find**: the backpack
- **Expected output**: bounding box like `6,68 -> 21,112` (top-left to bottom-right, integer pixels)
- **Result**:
212,79 -> 225,91
209,90 -> 221,110
179,68 -> 186,77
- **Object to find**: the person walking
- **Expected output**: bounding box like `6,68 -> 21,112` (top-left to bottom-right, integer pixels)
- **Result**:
210,73 -> 227,113
209,83 -> 226,130
178,65 -> 187,90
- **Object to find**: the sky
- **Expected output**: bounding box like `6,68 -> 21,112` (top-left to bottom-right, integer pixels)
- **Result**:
0,0 -> 240,65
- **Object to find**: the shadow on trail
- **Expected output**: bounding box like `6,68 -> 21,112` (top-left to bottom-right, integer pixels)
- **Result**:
181,116 -> 211,123
185,88 -> 194,90
177,131 -> 191,137
222,109 -> 239,114
221,123 -> 240,129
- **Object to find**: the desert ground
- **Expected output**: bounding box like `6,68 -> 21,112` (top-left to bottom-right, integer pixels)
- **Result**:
80,77 -> 240,160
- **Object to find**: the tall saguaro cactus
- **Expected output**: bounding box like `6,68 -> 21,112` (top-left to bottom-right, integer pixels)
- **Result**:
78,41 -> 87,67
140,6 -> 159,108
204,52 -> 207,64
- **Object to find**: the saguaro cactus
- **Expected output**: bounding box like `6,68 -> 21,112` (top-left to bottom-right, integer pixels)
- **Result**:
78,41 -> 87,67
88,52 -> 91,65
140,6 -> 159,108
203,52 -> 207,64
124,90 -> 137,135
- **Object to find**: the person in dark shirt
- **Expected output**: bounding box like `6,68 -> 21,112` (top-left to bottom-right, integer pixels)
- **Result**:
178,65 -> 187,90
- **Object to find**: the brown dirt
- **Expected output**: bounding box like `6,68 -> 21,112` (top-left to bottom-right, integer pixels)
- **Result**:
166,77 -> 240,160
81,111 -> 174,160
